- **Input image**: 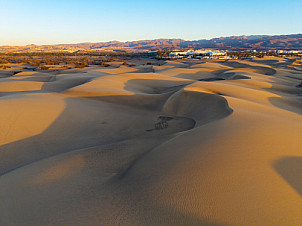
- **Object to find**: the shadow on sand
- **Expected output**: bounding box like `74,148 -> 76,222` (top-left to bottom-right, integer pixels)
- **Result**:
273,156 -> 302,197
218,60 -> 277,75
0,76 -> 233,225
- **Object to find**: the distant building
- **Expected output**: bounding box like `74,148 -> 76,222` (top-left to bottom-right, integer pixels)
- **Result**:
288,50 -> 299,54
169,51 -> 187,58
277,50 -> 289,54
186,49 -> 226,56
168,49 -> 228,59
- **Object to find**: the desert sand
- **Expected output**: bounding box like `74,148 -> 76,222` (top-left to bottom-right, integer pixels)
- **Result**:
0,57 -> 302,225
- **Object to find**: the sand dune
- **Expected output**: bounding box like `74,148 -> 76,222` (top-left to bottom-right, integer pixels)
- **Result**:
0,57 -> 302,225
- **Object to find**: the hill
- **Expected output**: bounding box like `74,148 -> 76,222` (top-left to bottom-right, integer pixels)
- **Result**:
0,34 -> 301,53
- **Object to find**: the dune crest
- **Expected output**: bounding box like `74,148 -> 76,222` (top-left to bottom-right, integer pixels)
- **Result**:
0,57 -> 302,225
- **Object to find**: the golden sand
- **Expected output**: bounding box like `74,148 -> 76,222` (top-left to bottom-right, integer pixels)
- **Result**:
0,57 -> 301,225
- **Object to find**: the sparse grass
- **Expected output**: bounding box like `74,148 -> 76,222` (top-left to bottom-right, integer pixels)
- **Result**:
0,53 -> 158,70
0,64 -> 11,69
75,62 -> 89,68
100,62 -> 110,67
40,65 -> 50,70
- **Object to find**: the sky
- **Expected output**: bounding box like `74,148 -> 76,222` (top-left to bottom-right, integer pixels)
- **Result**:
0,0 -> 301,45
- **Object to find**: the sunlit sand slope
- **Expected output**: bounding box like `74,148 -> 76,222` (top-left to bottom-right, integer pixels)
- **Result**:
0,57 -> 301,225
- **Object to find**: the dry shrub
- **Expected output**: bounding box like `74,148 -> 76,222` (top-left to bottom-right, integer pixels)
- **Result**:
100,62 -> 110,67
0,65 -> 11,69
40,65 -> 50,70
75,62 -> 89,68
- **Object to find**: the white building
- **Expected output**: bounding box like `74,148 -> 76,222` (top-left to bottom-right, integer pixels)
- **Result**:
169,51 -> 187,58
168,49 -> 228,59
288,50 -> 300,54
186,49 -> 226,56
277,50 -> 289,54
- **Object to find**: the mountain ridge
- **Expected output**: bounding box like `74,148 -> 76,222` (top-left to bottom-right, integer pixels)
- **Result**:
1,34 -> 301,53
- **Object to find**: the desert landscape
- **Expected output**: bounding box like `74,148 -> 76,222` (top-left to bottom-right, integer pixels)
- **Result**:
0,56 -> 301,225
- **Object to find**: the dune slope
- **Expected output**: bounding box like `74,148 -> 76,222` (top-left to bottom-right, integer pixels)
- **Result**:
0,57 -> 302,225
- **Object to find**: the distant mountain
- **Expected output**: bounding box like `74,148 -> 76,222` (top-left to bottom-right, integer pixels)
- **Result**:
1,34 -> 301,53
182,34 -> 302,50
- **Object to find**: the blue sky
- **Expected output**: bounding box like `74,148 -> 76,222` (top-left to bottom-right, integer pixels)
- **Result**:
0,0 -> 301,45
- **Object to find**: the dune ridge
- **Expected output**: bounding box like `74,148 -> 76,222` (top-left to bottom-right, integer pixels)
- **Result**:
0,57 -> 302,225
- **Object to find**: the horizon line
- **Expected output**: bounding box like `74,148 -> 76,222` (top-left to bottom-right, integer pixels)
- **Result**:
1,33 -> 301,47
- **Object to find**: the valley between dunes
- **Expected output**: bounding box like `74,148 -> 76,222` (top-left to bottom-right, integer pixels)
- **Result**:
0,57 -> 302,225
